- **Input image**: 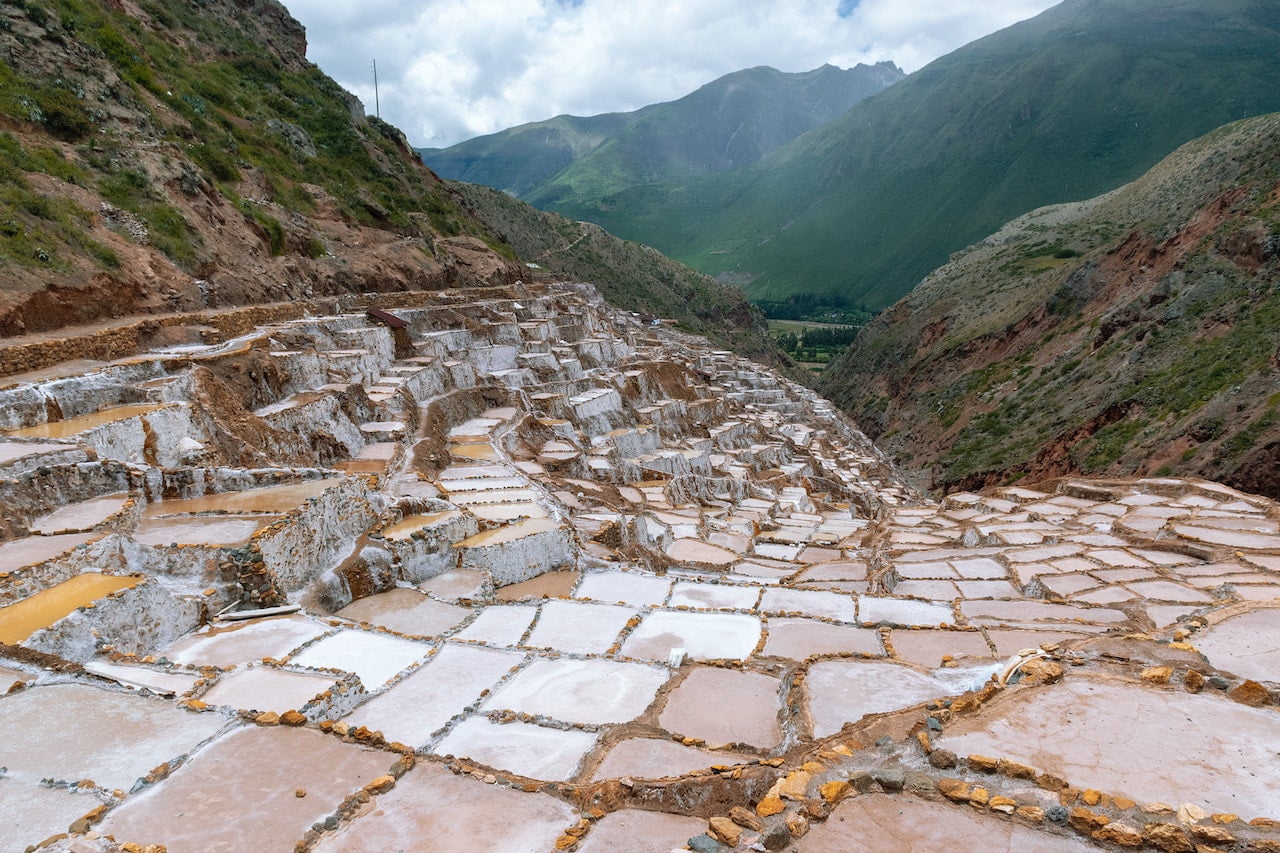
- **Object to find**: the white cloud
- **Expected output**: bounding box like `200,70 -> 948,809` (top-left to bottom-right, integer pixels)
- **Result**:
281,0 -> 1060,147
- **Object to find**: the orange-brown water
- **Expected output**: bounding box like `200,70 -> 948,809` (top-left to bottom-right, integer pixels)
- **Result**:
5,404 -> 165,438
0,573 -> 144,643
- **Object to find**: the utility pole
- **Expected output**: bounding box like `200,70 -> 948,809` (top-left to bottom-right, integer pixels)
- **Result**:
372,59 -> 380,118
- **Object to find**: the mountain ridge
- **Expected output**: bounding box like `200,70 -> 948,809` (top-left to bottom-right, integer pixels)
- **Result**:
419,61 -> 903,208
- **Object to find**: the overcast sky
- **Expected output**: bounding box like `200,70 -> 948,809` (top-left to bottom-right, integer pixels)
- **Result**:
281,0 -> 1060,149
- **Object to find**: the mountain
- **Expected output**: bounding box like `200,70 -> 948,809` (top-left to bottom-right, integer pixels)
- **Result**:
454,181 -> 789,372
419,62 -> 903,207
817,111 -> 1280,499
0,0 -> 779,363
566,0 -> 1280,311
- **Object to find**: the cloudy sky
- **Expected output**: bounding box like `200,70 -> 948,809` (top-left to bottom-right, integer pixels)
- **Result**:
282,0 -> 1060,149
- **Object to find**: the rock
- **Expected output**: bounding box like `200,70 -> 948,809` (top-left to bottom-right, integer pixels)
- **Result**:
1069,807 -> 1110,833
553,833 -> 578,851
969,786 -> 989,807
785,813 -> 809,838
1178,803 -> 1207,824
874,768 -> 905,792
1094,822 -> 1143,847
755,796 -> 786,817
848,770 -> 874,793
1228,680 -> 1271,707
364,775 -> 395,795
729,806 -> 763,831
819,780 -> 850,803
1081,788 -> 1102,806
1142,822 -> 1194,853
1141,666 -> 1173,684
707,816 -> 742,846
280,710 -> 307,726
938,778 -> 971,803
777,770 -> 812,800
801,799 -> 831,820
989,795 -> 1017,814
1189,824 -> 1235,844
295,788 -> 307,798
1019,658 -> 1064,685
1016,805 -> 1046,822
255,711 -> 280,725
998,758 -> 1037,779
1206,675 -> 1230,690
760,822 -> 791,851
1184,669 -> 1205,693
967,753 -> 999,772
1046,805 -> 1070,824
687,835 -> 724,853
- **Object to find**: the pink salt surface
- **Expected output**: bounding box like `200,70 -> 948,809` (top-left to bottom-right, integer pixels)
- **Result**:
760,587 -> 856,621
314,759 -> 576,853
432,717 -> 599,781
0,531 -> 97,571
141,479 -> 336,516
794,561 -> 868,583
807,661 -> 962,737
762,618 -> 883,659
667,581 -> 761,610
942,677 -> 1280,816
419,568 -> 488,601
1193,608 -> 1280,682
524,599 -> 634,654
0,441 -> 70,464
0,683 -> 224,790
451,604 -> 537,644
575,570 -> 672,607
667,538 -> 738,566
30,492 -> 129,534
578,808 -> 708,853
589,737 -> 752,781
983,629 -> 1091,656
658,667 -> 781,749
496,570 -> 580,601
99,725 -> 391,852
620,609 -> 762,661
890,630 -> 993,666
0,776 -> 104,852
483,658 -> 668,725
199,667 -> 335,712
84,660 -> 199,695
131,515 -> 274,547
162,615 -> 327,668
343,644 -> 523,748
335,587 -> 470,636
800,794 -> 1095,852
289,630 -> 431,690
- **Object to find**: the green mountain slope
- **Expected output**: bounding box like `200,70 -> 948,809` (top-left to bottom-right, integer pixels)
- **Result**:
572,0 -> 1280,309
419,63 -> 902,206
454,182 -> 790,373
0,0 -> 521,335
818,112 -> 1280,499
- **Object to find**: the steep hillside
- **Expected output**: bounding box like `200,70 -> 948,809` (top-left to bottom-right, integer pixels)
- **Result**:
454,182 -> 790,372
420,63 -> 902,208
819,112 -> 1280,499
0,0 -> 519,337
573,0 -> 1280,310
